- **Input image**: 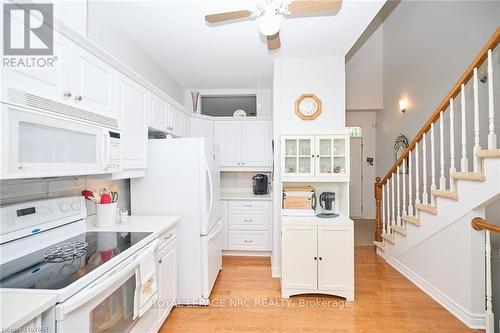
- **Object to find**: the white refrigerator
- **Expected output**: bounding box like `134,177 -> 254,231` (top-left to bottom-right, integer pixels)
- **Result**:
131,138 -> 222,305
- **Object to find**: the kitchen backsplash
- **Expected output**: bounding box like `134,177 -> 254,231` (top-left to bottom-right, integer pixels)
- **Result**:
0,177 -> 131,215
220,172 -> 272,191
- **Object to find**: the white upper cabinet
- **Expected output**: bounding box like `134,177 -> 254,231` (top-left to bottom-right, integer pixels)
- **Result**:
71,46 -> 117,120
282,133 -> 349,181
241,121 -> 271,167
117,73 -> 148,170
214,119 -> 272,169
190,117 -> 214,140
149,93 -> 168,131
169,106 -> 183,137
214,121 -> 242,167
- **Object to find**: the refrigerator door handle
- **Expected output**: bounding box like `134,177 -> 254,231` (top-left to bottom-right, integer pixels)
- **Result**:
207,220 -> 223,242
205,162 -> 213,220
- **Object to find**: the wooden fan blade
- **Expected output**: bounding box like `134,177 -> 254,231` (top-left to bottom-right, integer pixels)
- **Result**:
267,32 -> 281,51
287,0 -> 342,14
205,10 -> 252,23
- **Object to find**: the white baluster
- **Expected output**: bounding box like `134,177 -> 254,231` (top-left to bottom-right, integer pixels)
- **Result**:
402,158 -> 407,219
485,230 -> 494,333
439,112 -> 446,190
431,122 -> 437,194
408,150 -> 413,216
397,165 -> 401,226
487,49 -> 496,150
382,183 -> 386,234
473,68 -> 481,173
415,141 -> 421,206
422,133 -> 428,205
391,174 -> 395,232
449,98 -> 457,192
461,83 -> 468,172
386,183 -> 390,234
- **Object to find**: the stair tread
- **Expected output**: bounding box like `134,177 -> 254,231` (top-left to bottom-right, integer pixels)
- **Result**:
416,204 -> 438,215
476,149 -> 500,158
431,189 -> 459,200
381,233 -> 395,245
391,225 -> 407,236
373,241 -> 385,251
402,215 -> 421,226
451,172 -> 485,181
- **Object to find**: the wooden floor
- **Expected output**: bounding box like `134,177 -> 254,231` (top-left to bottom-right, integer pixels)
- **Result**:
160,247 -> 481,332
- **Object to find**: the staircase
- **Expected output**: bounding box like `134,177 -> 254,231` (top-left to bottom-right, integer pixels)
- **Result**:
373,28 -> 500,332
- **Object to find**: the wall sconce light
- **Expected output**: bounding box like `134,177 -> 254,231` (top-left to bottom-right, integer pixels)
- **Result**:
399,98 -> 409,113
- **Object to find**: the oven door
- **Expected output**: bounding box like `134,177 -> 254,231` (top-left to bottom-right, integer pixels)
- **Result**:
0,104 -> 113,179
56,241 -> 158,333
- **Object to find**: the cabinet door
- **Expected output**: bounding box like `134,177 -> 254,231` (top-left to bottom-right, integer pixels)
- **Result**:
282,225 -> 317,290
117,74 -> 148,169
170,106 -> 182,136
149,94 -> 168,131
71,46 -> 117,120
317,225 -> 354,291
190,118 -> 213,140
158,244 -> 177,319
1,28 -> 71,104
221,201 -> 229,250
241,121 -> 271,167
316,136 -> 334,176
282,136 -> 315,178
214,121 -> 242,167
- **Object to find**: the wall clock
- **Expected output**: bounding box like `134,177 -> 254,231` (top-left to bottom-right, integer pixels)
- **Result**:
295,94 -> 322,120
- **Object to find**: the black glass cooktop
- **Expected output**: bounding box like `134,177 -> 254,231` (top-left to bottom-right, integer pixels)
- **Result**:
0,231 -> 151,290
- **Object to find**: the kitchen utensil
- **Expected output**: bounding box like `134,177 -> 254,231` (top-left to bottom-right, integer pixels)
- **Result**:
110,192 -> 119,203
95,202 -> 118,227
100,193 -> 112,204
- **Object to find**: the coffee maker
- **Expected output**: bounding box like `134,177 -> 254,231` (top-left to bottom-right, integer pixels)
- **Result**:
317,192 -> 339,218
252,174 -> 269,195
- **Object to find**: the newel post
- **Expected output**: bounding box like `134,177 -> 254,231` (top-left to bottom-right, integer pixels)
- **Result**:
374,177 -> 383,242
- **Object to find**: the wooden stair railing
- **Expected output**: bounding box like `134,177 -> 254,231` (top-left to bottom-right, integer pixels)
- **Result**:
374,27 -> 500,244
471,217 -> 498,333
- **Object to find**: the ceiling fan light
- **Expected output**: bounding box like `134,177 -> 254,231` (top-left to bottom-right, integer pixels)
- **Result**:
258,12 -> 281,36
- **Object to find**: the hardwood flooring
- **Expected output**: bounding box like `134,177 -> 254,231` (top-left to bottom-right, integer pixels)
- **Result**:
160,247 -> 481,333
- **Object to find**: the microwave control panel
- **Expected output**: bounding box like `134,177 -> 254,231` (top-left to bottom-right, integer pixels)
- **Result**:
108,131 -> 122,171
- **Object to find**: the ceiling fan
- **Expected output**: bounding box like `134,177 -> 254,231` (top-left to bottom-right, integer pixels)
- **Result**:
205,0 -> 342,51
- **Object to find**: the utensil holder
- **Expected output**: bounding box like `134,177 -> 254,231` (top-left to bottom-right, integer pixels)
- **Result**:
95,202 -> 117,227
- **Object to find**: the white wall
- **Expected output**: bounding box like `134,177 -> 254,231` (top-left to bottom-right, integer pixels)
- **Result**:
346,110 -> 377,218
375,0 -> 500,178
87,3 -> 184,104
346,24 -> 383,110
184,89 -> 272,117
271,56 -> 346,275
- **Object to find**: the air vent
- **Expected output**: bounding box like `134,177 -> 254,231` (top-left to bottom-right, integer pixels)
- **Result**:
8,88 -> 118,128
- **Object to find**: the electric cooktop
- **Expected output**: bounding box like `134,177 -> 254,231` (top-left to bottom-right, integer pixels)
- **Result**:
0,231 -> 151,290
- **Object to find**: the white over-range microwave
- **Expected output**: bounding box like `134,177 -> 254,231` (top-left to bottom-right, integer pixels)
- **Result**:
0,103 -> 122,179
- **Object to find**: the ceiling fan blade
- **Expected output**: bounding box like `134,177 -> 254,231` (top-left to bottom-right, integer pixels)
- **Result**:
267,32 -> 281,51
205,10 -> 252,23
287,0 -> 342,14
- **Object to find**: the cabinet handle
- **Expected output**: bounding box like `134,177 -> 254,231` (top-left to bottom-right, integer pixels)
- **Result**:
63,91 -> 72,97
243,219 -> 253,223
242,162 -> 245,165
75,95 -> 83,101
319,257 -> 323,260
314,257 -> 317,260
244,240 -> 253,243
244,204 -> 252,207
158,259 -> 163,263
163,233 -> 173,241
316,155 -> 319,158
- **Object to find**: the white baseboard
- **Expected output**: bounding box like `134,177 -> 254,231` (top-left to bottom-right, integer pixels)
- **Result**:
387,257 -> 485,329
222,250 -> 271,257
272,266 -> 281,278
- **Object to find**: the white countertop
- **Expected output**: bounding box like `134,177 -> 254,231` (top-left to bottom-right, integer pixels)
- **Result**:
86,215 -> 181,234
281,214 -> 353,226
220,191 -> 273,201
0,292 -> 57,330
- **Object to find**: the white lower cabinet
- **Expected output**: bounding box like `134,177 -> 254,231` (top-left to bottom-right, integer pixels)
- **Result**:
156,228 -> 177,325
281,222 -> 354,300
226,200 -> 271,252
221,201 -> 229,250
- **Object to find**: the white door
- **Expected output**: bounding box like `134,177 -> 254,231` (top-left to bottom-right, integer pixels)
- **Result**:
157,242 -> 177,319
282,136 -> 315,178
202,138 -> 221,235
201,220 -> 223,299
241,121 -> 271,167
282,225 -> 317,290
214,121 -> 242,167
149,94 -> 168,131
190,118 -> 213,140
71,46 -> 117,120
117,74 -> 148,170
349,138 -> 363,218
317,225 -> 354,292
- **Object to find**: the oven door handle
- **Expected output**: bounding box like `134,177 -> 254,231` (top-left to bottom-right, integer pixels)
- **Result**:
57,240 -> 158,318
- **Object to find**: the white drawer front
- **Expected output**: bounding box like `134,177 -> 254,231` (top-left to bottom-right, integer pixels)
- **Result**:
229,201 -> 269,210
229,231 -> 270,251
158,227 -> 176,251
229,210 -> 268,230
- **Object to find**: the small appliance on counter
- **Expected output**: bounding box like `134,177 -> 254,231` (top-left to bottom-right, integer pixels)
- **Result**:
282,185 -> 316,217
317,191 -> 339,218
252,174 -> 269,195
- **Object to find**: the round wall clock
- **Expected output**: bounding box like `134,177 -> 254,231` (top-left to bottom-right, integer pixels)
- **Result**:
295,94 -> 322,120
